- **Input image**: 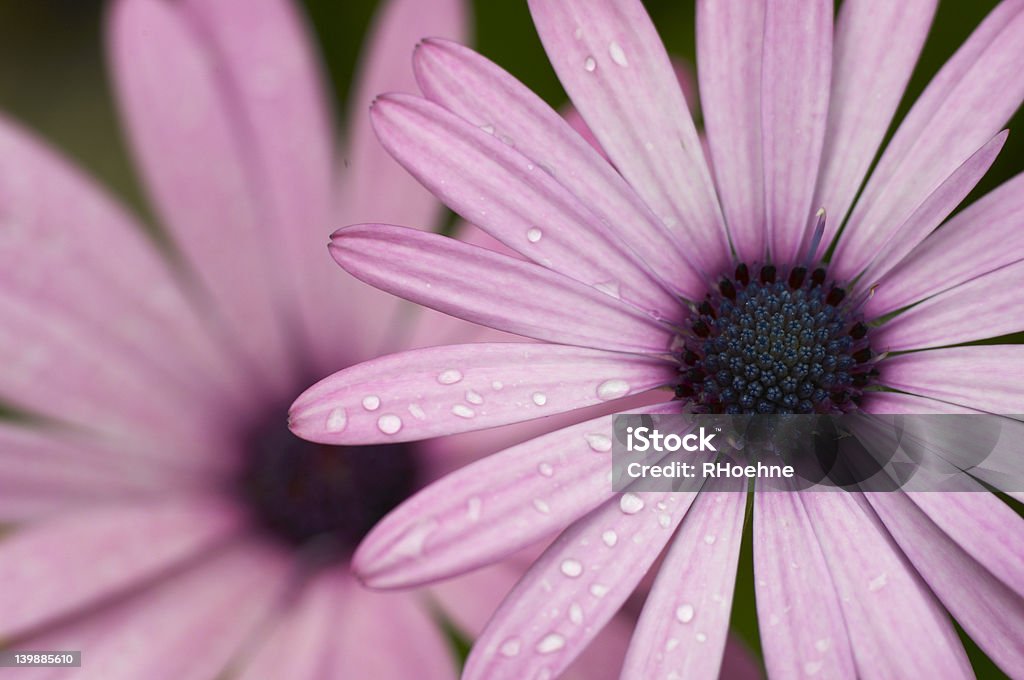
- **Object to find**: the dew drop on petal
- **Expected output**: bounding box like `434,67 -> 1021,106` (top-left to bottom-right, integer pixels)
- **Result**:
377,414 -> 402,435
815,638 -> 830,653
536,633 -> 565,654
393,520 -> 438,557
325,407 -> 347,433
585,433 -> 612,452
659,513 -> 671,528
538,462 -> 554,477
590,583 -> 609,598
408,403 -> 426,420
527,227 -> 543,243
533,499 -> 551,514
467,497 -> 482,522
594,280 -> 622,299
704,534 -> 717,545
696,632 -> 707,643
609,41 -> 628,67
560,559 -> 583,578
675,604 -> 695,624
620,493 -> 644,514
601,529 -> 618,547
532,392 -> 548,406
584,56 -> 597,72
868,573 -> 888,592
569,602 -> 584,625
804,661 -> 823,676
362,395 -> 380,411
465,390 -> 484,405
499,637 -> 521,657
597,379 -> 630,401
437,369 -> 463,385
452,404 -> 476,419
491,380 -> 504,391
574,26 -> 583,40
665,638 -> 679,652
479,124 -> 495,135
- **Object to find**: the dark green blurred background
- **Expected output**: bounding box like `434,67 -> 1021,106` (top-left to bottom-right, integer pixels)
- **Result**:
0,0 -> 1019,223
0,2 -> 1017,678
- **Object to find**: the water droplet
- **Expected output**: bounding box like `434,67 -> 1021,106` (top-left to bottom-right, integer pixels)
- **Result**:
868,573 -> 887,592
527,227 -> 543,243
597,379 -> 630,401
362,395 -> 380,411
585,433 -> 612,452
465,390 -> 484,405
452,404 -> 476,419
569,602 -> 584,625
393,520 -> 438,557
804,660 -> 823,676
479,124 -> 495,135
538,462 -> 554,477
574,26 -> 583,40
533,499 -> 551,514
695,632 -> 707,643
644,141 -> 654,151
437,369 -> 463,385
325,408 -> 347,433
408,403 -> 426,420
590,583 -> 609,598
675,604 -> 695,623
704,534 -> 717,545
491,380 -> 504,391
467,497 -> 482,521
532,391 -> 548,406
584,56 -> 597,72
560,559 -> 583,578
609,42 -> 628,67
536,633 -> 565,654
377,414 -> 403,434
815,638 -> 830,653
619,493 -> 644,514
665,638 -> 679,652
593,280 -> 622,299
601,530 -> 618,547
499,637 -> 521,657
659,513 -> 671,528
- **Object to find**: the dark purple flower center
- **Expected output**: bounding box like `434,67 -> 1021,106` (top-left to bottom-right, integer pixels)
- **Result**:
236,405 -> 419,559
675,263 -> 876,414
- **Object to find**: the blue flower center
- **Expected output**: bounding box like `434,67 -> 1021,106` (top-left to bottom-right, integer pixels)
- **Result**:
675,263 -> 875,414
236,406 -> 419,558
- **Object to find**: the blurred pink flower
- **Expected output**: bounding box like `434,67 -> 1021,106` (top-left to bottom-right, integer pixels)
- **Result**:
0,0 -> 651,678
291,0 -> 1024,678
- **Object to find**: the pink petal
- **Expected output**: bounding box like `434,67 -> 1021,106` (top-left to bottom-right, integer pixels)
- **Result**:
109,0 -> 297,392
412,39 -> 704,300
879,346 -> 1024,413
801,491 -> 973,678
527,0 -> 730,274
761,0 -> 833,263
866,491 -> 1024,675
0,495 -> 243,639
811,0 -> 938,254
857,130 -> 1007,292
875,259 -> 1024,351
328,224 -> 674,353
352,404 -> 677,588
290,342 -> 672,445
864,171 -> 1024,319
621,479 -> 747,680
831,0 -> 1024,281
754,487 -> 857,679
13,541 -> 289,680
369,93 -> 679,314
463,490 -> 701,680
0,117 -> 246,441
696,0 -> 766,263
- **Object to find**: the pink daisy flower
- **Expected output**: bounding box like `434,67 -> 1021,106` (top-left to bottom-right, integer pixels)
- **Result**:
291,0 -> 1024,678
0,0 -> 652,677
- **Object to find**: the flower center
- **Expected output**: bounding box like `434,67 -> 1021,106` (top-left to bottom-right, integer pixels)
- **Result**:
236,405 -> 419,559
675,263 -> 876,414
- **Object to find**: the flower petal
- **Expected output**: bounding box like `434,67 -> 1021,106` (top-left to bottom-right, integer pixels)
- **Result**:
369,93 -> 679,314
812,0 -> 938,252
754,486 -> 857,680
621,479 -> 747,680
874,259 -> 1024,351
352,404 -> 677,588
832,0 -> 1024,280
865,171 -> 1024,318
527,0 -> 729,273
0,496 -> 243,639
857,131 -> 1007,291
761,0 -> 833,263
290,342 -> 672,445
801,491 -> 973,678
866,491 -> 1024,675
696,0 -> 765,263
328,224 -> 674,353
879,346 -> 1024,414
412,39 -> 705,300
463,490 -> 700,680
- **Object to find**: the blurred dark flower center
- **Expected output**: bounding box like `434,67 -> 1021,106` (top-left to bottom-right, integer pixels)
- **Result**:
675,263 -> 876,414
236,405 -> 419,558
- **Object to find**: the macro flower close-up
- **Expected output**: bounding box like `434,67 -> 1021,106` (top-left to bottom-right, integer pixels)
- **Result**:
289,1 -> 1024,678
